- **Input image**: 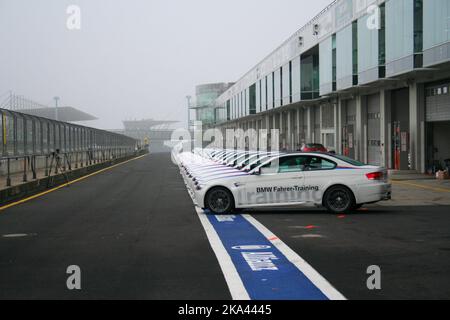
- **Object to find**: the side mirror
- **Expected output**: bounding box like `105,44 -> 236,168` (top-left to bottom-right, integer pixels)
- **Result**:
251,168 -> 261,176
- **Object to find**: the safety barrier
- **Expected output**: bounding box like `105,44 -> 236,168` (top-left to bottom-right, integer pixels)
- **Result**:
0,108 -> 141,187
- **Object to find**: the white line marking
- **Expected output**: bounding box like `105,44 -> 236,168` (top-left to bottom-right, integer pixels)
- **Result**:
195,207 -> 250,300
2,233 -> 36,238
243,214 -> 347,301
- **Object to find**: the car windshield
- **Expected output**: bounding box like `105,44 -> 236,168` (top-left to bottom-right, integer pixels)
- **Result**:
329,154 -> 367,167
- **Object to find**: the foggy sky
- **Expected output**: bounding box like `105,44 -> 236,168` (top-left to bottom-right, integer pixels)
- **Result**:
0,0 -> 332,129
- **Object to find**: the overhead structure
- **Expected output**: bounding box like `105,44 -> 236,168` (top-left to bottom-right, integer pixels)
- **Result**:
0,92 -> 97,122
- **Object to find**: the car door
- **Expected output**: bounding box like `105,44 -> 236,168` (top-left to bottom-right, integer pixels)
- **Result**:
302,156 -> 338,203
239,155 -> 308,207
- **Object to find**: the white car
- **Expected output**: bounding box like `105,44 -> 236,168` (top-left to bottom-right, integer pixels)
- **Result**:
185,152 -> 391,214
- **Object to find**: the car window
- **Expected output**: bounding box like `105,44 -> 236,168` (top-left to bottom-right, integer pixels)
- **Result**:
328,154 -> 366,166
260,158 -> 279,174
306,157 -> 336,171
278,156 -> 309,173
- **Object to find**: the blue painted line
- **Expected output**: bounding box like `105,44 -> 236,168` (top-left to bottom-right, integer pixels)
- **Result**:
206,213 -> 328,300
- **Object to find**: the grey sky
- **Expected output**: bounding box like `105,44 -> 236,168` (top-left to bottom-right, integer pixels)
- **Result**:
0,0 -> 332,129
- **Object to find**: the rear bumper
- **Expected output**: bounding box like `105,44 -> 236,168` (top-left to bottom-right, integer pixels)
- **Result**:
356,183 -> 392,204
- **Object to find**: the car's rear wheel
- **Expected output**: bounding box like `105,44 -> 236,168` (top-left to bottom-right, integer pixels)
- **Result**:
205,187 -> 235,214
323,186 -> 355,214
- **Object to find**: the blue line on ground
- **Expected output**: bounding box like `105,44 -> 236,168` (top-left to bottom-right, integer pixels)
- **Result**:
206,212 -> 328,300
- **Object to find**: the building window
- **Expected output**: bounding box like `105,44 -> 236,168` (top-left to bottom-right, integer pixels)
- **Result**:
352,21 -> 358,86
379,3 -> 386,78
249,84 -> 256,115
301,46 -> 320,100
289,61 -> 293,104
332,34 -> 337,91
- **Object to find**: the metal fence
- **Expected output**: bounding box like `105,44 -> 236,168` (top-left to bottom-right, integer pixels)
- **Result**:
0,108 -> 141,186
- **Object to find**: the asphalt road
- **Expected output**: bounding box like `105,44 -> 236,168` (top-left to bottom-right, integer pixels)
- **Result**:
0,153 -> 230,300
252,205 -> 450,300
1,153 -> 449,299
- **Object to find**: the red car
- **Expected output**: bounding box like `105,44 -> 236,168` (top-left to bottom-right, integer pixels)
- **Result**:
300,143 -> 328,153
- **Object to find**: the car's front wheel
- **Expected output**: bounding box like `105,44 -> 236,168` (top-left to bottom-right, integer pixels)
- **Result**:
323,185 -> 355,214
205,187 -> 235,214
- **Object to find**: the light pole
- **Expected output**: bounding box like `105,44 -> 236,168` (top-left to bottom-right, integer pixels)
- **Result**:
53,96 -> 60,121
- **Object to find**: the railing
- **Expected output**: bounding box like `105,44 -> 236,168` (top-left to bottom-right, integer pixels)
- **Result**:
0,108 -> 141,187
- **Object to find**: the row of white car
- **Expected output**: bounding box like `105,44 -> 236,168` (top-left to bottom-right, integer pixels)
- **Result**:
177,149 -> 391,214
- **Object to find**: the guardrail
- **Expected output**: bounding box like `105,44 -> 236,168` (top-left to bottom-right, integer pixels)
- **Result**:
0,108 -> 141,187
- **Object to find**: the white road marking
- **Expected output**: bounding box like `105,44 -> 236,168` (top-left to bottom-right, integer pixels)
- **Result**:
195,207 -> 250,300
215,215 -> 236,222
2,233 -> 36,238
243,214 -> 346,301
293,234 -> 326,239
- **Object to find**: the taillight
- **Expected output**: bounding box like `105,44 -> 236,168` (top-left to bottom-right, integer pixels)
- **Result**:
366,172 -> 383,180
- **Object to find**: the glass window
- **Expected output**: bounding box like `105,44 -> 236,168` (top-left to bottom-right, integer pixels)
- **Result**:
261,76 -> 267,111
332,34 -> 337,90
267,73 -> 274,109
358,14 -> 379,74
237,93 -> 241,118
249,84 -> 256,115
306,156 -> 337,171
336,24 -> 354,90
274,68 -> 282,108
301,47 -> 320,100
241,92 -> 244,117
4,112 -> 14,156
26,117 -> 33,154
414,0 -> 423,54
256,81 -> 261,113
279,155 -> 310,173
423,0 -> 450,51
352,21 -> 358,80
379,4 -> 386,66
319,36 -> 333,95
282,63 -> 290,105
35,119 -> 41,154
260,158 -> 279,174
386,0 -> 414,63
16,115 -> 24,155
42,121 -> 48,153
330,154 -> 367,166
291,56 -> 301,103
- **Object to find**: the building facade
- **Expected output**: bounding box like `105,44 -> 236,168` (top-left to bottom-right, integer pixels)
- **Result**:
210,0 -> 450,173
191,83 -> 235,127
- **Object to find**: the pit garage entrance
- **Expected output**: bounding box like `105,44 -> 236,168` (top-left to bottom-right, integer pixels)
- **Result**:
425,81 -> 450,173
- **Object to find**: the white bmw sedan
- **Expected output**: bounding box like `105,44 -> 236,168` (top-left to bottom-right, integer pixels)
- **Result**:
188,152 -> 391,214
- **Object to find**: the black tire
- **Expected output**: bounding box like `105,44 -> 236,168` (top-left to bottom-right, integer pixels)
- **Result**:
205,187 -> 235,215
323,185 -> 355,214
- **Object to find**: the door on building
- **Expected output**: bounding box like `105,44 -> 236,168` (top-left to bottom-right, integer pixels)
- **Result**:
342,99 -> 356,159
391,88 -> 410,170
367,94 -> 382,166
425,82 -> 450,173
